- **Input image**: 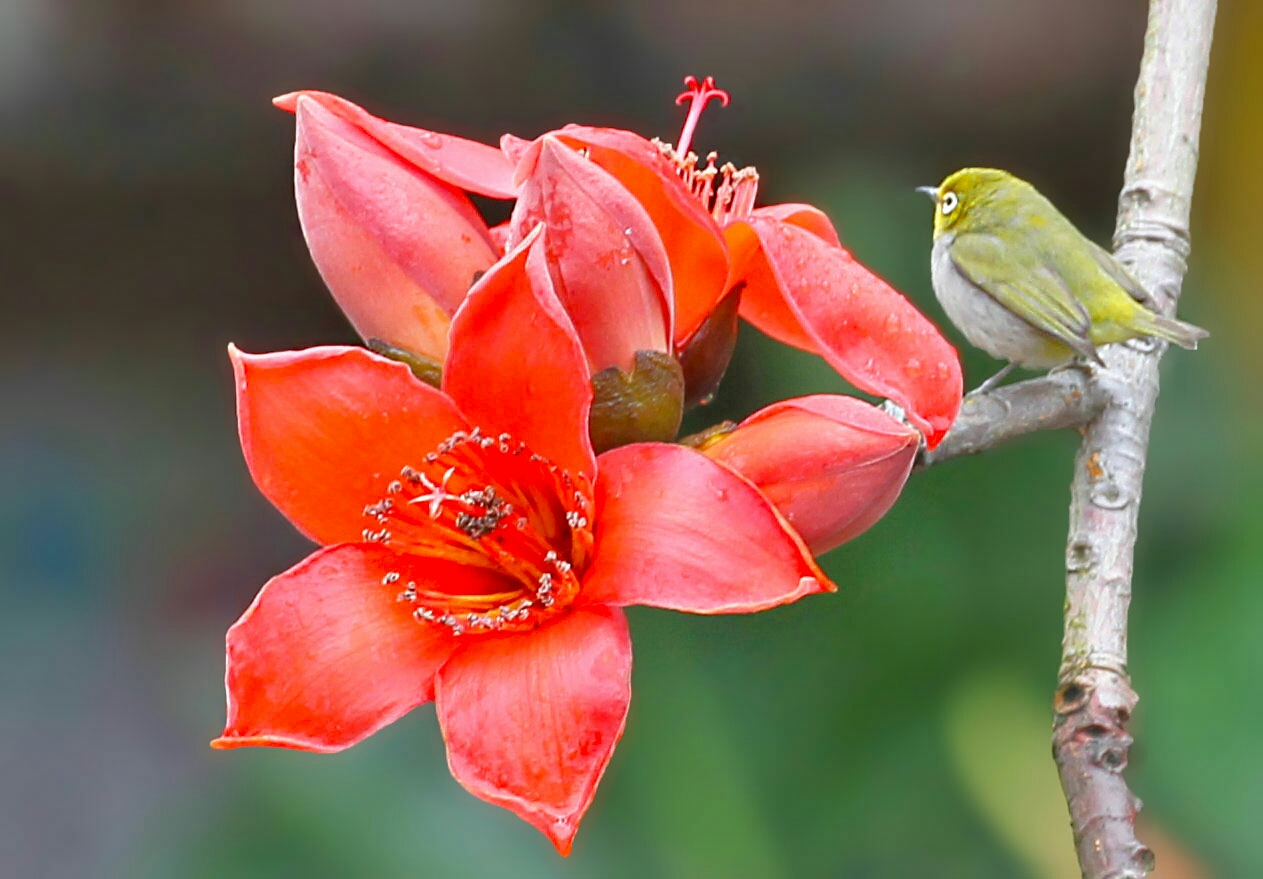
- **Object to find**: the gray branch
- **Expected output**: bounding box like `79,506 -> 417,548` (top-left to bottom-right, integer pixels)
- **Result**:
917,369 -> 1109,468
912,3 -> 1216,875
1054,2 -> 1215,876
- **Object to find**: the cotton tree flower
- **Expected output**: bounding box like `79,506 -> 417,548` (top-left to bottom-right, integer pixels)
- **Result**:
214,228 -> 834,854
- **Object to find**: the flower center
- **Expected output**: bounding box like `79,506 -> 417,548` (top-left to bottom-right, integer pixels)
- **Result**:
657,75 -> 759,225
361,428 -> 593,636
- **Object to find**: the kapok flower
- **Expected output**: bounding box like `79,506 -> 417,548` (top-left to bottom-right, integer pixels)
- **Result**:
214,226 -> 833,854
696,396 -> 920,555
553,76 -> 963,447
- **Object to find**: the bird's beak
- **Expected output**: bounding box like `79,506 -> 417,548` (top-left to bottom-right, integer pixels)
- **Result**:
915,185 -> 938,202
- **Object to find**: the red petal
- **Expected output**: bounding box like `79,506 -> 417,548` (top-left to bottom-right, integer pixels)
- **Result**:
436,606 -> 632,855
276,90 -> 517,199
752,203 -> 842,246
293,95 -> 498,360
735,216 -> 962,447
232,345 -> 469,545
725,221 -> 820,352
582,443 -> 834,612
444,226 -> 597,483
500,132 -> 533,166
509,135 -> 671,372
555,126 -> 730,345
701,395 -> 919,554
487,220 -> 511,254
212,544 -> 461,753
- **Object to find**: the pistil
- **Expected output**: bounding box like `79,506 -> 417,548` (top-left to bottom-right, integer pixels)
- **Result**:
674,75 -> 729,158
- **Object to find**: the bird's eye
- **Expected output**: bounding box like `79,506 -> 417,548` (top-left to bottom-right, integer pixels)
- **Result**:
941,191 -> 959,215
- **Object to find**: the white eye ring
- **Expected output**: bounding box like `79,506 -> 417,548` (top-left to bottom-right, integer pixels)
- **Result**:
940,191 -> 959,215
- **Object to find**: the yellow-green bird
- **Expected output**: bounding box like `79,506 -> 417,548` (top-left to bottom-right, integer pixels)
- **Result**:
918,168 -> 1207,391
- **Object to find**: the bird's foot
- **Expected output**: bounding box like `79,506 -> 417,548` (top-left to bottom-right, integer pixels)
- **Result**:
1048,357 -> 1099,382
967,363 -> 1016,397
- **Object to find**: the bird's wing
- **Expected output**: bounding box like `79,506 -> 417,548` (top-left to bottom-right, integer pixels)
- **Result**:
1083,238 -> 1149,304
949,231 -> 1098,361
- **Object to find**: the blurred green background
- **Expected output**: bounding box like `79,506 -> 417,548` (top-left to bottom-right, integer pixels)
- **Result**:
1,1 -> 1256,876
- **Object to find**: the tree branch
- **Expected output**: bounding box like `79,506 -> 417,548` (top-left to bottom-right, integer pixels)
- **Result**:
907,3 -> 1216,874
1053,2 -> 1216,877
917,369 -> 1108,468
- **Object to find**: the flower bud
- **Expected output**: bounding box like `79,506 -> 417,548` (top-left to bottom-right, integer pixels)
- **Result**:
288,94 -> 499,361
701,396 -> 919,554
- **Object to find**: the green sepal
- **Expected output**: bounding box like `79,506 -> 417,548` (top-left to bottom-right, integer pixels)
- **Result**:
678,284 -> 742,409
367,339 -> 443,389
677,420 -> 738,451
589,350 -> 685,453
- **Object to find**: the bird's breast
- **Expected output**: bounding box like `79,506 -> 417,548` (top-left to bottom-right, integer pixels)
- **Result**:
930,236 -> 1073,369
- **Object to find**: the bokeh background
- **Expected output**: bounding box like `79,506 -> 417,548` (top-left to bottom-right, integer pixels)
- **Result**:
2,1 -> 1257,876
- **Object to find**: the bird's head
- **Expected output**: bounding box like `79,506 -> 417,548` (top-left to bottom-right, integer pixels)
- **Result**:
917,167 -> 1025,238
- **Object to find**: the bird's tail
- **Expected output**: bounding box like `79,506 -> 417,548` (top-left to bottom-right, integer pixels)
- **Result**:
1130,311 -> 1209,350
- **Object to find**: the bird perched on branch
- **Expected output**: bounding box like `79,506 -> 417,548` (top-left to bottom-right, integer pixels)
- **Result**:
919,167 -> 1207,393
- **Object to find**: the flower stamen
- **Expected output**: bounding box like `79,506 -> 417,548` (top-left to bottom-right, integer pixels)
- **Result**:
658,76 -> 759,225
361,429 -> 594,636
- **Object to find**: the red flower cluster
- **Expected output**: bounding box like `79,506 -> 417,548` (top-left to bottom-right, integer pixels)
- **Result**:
217,78 -> 961,854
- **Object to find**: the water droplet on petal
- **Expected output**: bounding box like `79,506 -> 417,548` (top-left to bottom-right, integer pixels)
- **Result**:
884,314 -> 902,335
905,357 -> 923,377
418,131 -> 444,149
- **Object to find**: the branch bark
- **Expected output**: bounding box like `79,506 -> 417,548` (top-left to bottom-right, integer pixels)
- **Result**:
917,369 -> 1108,468
1053,2 -> 1215,877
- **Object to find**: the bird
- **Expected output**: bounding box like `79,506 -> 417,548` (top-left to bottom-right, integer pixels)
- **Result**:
918,167 -> 1207,393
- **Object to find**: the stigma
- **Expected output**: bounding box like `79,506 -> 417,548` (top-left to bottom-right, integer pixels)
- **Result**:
361,427 -> 593,636
656,75 -> 759,225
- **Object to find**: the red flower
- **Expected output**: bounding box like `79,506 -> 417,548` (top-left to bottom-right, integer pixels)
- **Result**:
274,81 -> 962,446
556,77 -> 963,446
215,227 -> 833,854
698,396 -> 920,555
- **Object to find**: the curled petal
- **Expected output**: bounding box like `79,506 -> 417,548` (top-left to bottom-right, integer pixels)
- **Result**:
509,135 -> 672,373
701,395 -> 919,554
734,216 -> 962,447
751,203 -> 841,246
555,126 -> 730,345
583,443 -> 834,612
436,606 -> 632,855
231,345 -> 468,545
499,132 -> 533,166
725,221 -> 819,352
212,544 -> 461,753
276,90 -> 517,198
445,225 -> 597,483
292,95 -> 498,360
